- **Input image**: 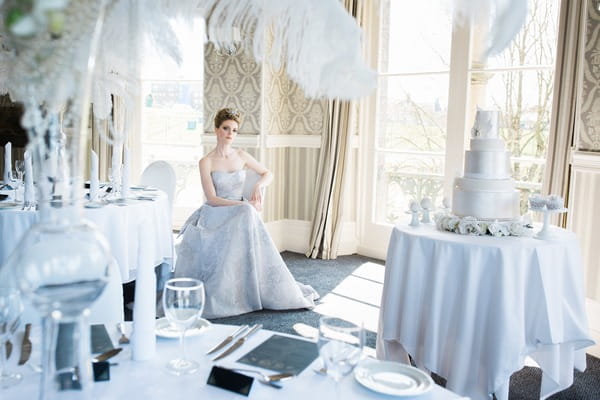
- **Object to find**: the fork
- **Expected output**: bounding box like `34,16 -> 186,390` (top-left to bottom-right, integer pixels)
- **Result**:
117,323 -> 130,344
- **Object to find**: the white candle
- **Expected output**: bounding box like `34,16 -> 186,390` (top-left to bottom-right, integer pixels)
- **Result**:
4,141 -> 12,182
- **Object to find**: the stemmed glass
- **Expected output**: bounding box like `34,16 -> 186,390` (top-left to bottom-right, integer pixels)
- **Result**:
162,278 -> 205,375
317,317 -> 364,400
0,288 -> 23,388
14,160 -> 24,183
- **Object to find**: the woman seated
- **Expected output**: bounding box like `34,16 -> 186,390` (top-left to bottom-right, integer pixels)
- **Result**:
175,108 -> 319,318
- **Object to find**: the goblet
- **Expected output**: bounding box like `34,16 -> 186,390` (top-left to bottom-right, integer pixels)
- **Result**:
163,278 -> 205,375
317,316 -> 364,399
0,288 -> 23,388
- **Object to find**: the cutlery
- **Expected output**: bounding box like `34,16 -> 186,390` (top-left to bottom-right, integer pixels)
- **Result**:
18,322 -> 32,365
6,316 -> 21,360
206,325 -> 248,355
92,348 -> 122,363
212,324 -> 262,361
117,323 -> 130,345
230,367 -> 294,383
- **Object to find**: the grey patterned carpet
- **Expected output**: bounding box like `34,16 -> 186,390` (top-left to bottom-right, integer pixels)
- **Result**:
136,251 -> 599,399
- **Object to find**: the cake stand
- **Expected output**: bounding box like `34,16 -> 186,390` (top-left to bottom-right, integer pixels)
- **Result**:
530,206 -> 568,239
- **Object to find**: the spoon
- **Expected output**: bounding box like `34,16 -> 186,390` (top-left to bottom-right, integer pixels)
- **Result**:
231,367 -> 294,383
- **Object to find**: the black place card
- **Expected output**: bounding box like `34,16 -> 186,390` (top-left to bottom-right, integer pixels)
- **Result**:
237,334 -> 318,376
207,366 -> 253,396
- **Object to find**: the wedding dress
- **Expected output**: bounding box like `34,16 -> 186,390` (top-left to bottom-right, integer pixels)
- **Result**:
175,170 -> 319,318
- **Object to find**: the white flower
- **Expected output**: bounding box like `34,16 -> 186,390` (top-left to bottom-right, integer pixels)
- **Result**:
508,221 -> 526,236
458,216 -> 482,235
445,216 -> 461,231
434,212 -> 447,230
488,220 -> 509,237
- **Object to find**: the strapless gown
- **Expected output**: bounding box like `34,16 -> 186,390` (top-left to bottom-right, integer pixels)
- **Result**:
174,170 -> 319,318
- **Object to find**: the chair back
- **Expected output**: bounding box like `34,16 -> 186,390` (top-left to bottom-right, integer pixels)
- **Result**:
140,161 -> 176,207
242,169 -> 265,201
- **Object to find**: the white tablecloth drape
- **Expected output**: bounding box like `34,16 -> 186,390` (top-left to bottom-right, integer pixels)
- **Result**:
377,224 -> 595,400
0,191 -> 173,283
3,324 -> 465,399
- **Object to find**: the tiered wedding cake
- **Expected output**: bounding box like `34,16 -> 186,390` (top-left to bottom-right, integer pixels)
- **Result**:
452,110 -> 520,220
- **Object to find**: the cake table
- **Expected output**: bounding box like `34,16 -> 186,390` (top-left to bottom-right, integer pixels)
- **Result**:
376,223 -> 594,400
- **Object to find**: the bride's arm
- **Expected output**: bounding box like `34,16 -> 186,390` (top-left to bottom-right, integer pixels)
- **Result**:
239,150 -> 272,204
199,157 -> 245,207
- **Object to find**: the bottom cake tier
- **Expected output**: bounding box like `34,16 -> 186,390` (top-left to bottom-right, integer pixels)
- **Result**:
452,178 -> 521,220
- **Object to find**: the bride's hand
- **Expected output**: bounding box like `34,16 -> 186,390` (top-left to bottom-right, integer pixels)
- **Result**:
251,185 -> 263,204
249,199 -> 262,211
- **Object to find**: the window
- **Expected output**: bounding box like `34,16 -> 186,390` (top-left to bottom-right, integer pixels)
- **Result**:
140,18 -> 205,227
373,0 -> 560,224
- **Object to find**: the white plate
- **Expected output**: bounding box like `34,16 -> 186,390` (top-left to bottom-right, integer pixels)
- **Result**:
354,359 -> 433,397
0,202 -> 20,209
155,317 -> 211,339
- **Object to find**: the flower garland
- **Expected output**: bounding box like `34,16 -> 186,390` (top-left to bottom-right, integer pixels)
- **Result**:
433,212 -> 533,237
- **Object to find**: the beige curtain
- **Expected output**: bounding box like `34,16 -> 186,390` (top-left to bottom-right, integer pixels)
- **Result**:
543,0 -> 586,227
306,0 -> 364,259
87,96 -> 128,181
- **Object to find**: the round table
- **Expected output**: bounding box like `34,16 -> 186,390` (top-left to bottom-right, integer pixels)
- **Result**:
376,223 -> 594,400
2,323 -> 465,399
0,190 -> 173,283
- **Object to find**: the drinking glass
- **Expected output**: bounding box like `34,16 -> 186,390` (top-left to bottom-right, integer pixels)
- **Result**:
162,278 -> 205,375
14,160 -> 24,183
0,288 -> 23,388
317,317 -> 364,399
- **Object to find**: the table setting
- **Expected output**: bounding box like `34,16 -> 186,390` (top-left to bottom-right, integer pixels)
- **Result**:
0,276 -> 465,399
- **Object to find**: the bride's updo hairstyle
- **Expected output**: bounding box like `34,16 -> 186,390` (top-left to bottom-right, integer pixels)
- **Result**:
214,108 -> 241,129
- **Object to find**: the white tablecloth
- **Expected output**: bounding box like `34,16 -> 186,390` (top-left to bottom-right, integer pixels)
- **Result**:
376,224 -> 595,400
3,323 -> 464,399
0,191 -> 173,283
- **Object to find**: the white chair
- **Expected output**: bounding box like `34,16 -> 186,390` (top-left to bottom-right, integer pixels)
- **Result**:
140,161 -> 176,208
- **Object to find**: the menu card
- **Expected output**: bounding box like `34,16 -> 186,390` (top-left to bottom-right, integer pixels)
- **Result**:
237,334 -> 318,375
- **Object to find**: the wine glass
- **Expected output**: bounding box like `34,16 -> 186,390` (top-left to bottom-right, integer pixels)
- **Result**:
317,317 -> 364,399
0,288 -> 23,388
14,160 -> 24,183
162,278 -> 205,375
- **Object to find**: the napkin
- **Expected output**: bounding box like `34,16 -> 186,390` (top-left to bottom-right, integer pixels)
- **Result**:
121,146 -> 130,199
3,141 -> 12,183
131,219 -> 156,361
24,151 -> 34,204
89,150 -> 99,201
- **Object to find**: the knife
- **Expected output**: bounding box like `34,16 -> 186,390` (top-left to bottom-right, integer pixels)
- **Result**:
92,348 -> 122,363
212,324 -> 262,362
5,340 -> 12,360
17,323 -> 32,365
206,325 -> 249,355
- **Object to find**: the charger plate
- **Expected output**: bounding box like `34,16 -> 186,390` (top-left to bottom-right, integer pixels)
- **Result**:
155,317 -> 211,339
354,359 -> 433,397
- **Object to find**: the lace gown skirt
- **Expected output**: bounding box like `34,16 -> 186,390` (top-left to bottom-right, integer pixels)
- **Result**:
174,170 -> 318,318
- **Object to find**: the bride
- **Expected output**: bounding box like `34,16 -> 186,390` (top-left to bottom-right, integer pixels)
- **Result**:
175,108 -> 319,318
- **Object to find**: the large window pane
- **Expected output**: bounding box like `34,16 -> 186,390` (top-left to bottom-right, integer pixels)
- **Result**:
377,75 -> 448,151
379,0 -> 452,73
485,0 -> 560,68
374,153 -> 444,224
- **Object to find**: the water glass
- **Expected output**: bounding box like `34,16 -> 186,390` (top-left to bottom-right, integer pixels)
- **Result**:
163,278 -> 205,375
317,317 -> 364,399
0,288 -> 23,388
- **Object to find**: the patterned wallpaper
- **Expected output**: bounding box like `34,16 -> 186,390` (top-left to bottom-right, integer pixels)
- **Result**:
579,1 -> 600,150
263,61 -> 326,135
203,43 -> 262,134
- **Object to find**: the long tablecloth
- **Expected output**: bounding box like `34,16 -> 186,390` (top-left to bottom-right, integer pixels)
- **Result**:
3,323 -> 464,399
0,190 -> 173,283
377,224 -> 594,400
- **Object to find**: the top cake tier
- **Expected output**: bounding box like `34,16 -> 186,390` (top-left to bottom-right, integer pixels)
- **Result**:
471,109 -> 499,139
